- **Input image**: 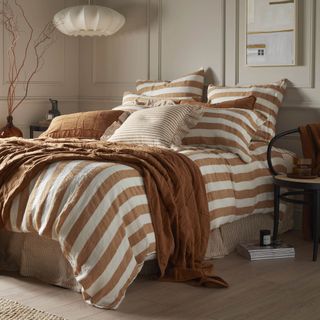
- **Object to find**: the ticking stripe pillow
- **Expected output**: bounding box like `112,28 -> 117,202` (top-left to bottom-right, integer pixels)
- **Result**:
207,80 -> 287,142
106,104 -> 203,148
136,69 -> 205,101
122,91 -> 184,107
182,108 -> 266,163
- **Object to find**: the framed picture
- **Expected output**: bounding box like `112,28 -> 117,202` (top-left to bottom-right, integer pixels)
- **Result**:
246,0 -> 297,66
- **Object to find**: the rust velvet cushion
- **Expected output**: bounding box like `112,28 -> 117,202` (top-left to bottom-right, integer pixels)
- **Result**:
40,110 -> 125,139
182,96 -> 256,110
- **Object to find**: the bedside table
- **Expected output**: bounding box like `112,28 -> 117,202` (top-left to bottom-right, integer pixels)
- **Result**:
30,124 -> 49,138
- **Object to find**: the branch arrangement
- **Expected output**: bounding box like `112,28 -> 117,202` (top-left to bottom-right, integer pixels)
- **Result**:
0,0 -> 56,116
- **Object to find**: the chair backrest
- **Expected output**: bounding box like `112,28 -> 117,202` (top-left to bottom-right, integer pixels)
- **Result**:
267,128 -> 299,176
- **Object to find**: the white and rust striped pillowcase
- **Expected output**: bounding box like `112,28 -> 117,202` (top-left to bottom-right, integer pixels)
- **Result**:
107,104 -> 203,148
136,69 -> 205,101
207,80 -> 287,142
182,108 -> 266,163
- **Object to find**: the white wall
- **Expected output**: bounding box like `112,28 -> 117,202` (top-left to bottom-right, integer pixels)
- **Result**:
79,0 -> 320,155
0,0 -> 79,137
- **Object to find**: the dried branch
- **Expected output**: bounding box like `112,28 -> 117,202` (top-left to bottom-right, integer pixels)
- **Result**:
0,0 -> 56,115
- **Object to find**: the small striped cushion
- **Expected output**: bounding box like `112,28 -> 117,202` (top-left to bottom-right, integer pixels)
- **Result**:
136,69 -> 205,101
122,91 -> 184,107
107,104 -> 203,148
207,80 -> 287,142
113,103 -> 147,113
182,108 -> 266,163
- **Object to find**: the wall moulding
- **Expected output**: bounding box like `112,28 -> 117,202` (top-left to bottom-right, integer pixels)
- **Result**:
1,0 -> 68,86
225,0 -> 316,89
91,0 -> 158,86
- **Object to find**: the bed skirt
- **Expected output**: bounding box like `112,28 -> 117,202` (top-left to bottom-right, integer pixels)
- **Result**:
0,210 -> 293,292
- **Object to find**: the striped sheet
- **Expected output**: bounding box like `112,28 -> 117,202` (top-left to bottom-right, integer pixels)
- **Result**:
207,80 -> 287,142
182,108 -> 266,163
6,142 -> 294,309
107,104 -> 202,148
136,69 -> 205,101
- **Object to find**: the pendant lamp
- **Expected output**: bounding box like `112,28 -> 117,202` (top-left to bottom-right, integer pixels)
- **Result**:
53,0 -> 125,37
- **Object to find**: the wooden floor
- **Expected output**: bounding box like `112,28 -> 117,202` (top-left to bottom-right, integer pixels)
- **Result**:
1,231 -> 320,320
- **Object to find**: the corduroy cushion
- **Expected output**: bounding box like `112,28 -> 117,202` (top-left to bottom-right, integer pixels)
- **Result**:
207,80 -> 287,142
182,108 -> 266,163
136,69 -> 205,101
40,110 -> 125,139
106,104 -> 203,148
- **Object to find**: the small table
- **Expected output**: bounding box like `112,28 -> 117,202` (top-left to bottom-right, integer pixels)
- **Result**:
273,175 -> 320,261
30,124 -> 49,138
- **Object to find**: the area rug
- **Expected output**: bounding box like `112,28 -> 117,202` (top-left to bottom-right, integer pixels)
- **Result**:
0,298 -> 67,320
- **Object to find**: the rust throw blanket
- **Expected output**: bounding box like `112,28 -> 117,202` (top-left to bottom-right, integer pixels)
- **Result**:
0,138 -> 227,292
299,124 -> 320,239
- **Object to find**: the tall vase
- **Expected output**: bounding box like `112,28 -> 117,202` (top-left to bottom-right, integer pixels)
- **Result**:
0,115 -> 23,138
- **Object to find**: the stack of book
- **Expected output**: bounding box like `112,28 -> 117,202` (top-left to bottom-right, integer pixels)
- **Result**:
237,242 -> 295,261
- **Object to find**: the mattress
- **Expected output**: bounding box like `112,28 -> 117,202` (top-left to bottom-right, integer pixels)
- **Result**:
0,141 -> 294,308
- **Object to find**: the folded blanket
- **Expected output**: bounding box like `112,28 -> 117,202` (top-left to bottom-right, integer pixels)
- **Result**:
0,138 -> 227,308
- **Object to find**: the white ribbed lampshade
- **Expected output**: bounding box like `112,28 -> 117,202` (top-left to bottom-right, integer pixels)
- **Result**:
53,5 -> 125,37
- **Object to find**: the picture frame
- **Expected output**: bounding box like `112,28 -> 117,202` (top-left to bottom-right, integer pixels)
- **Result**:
246,0 -> 298,67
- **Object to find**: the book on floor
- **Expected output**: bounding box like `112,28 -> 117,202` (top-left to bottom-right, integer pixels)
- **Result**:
237,241 -> 295,261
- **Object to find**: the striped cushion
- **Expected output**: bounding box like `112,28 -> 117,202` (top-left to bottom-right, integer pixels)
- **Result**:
182,108 -> 266,163
122,91 -> 184,107
136,69 -> 205,101
207,80 -> 287,142
107,104 -> 202,148
113,103 -> 147,113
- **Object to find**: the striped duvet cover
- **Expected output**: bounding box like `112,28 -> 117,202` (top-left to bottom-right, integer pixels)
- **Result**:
5,142 -> 293,309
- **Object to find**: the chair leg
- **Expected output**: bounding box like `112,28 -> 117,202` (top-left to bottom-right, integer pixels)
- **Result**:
273,184 -> 280,243
312,190 -> 320,261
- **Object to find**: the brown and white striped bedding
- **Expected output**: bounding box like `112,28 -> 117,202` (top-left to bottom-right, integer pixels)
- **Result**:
3,141 -> 293,309
207,80 -> 287,142
136,69 -> 205,101
182,108 -> 266,163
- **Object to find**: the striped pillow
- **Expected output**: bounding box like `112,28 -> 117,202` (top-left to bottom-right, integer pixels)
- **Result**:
113,103 -> 147,113
182,108 -> 266,163
136,69 -> 205,101
106,104 -> 203,148
122,91 -> 184,107
207,80 -> 287,142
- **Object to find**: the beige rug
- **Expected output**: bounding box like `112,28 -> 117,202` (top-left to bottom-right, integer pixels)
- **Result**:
0,298 -> 67,320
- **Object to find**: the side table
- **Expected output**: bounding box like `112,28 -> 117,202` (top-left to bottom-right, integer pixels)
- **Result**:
30,124 -> 49,139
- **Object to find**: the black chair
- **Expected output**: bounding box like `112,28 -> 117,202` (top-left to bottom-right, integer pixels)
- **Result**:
267,129 -> 320,261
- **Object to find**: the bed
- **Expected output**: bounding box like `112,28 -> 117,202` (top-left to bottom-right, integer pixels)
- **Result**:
0,139 -> 294,308
0,72 -> 293,309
